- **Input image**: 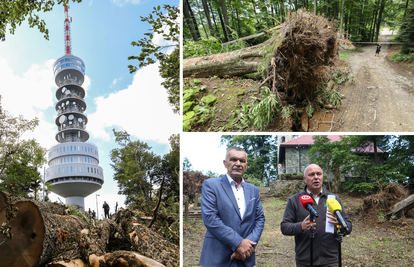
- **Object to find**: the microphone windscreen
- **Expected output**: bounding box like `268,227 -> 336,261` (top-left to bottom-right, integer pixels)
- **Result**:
299,195 -> 314,210
326,198 -> 342,213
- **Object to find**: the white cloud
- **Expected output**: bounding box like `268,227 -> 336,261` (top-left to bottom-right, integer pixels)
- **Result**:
0,57 -> 57,149
111,0 -> 143,7
0,57 -> 94,150
87,62 -> 180,145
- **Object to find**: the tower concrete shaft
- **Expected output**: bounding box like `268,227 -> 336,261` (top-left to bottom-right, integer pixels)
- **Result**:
45,6 -> 104,209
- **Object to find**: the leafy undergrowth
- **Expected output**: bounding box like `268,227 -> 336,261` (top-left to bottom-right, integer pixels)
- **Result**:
183,194 -> 414,266
339,46 -> 364,61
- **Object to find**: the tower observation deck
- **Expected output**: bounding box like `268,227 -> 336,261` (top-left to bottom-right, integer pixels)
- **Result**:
45,5 -> 103,208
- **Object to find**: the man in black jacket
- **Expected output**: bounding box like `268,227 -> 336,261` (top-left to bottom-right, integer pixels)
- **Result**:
281,164 -> 352,267
103,201 -> 110,219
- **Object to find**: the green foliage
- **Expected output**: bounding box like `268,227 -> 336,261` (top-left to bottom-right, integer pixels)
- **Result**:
395,4 -> 414,54
68,205 -> 91,223
183,37 -> 223,58
183,157 -> 193,172
183,79 -> 216,131
392,52 -> 414,63
332,72 -> 348,85
110,130 -> 179,208
0,96 -> 47,198
0,0 -> 82,42
249,87 -> 282,130
128,5 -> 179,114
245,175 -> 266,187
328,89 -> 342,109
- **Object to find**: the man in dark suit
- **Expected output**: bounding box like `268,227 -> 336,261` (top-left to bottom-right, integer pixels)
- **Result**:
199,147 -> 265,267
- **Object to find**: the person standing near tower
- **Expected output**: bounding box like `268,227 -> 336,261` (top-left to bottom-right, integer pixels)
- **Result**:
103,201 -> 110,219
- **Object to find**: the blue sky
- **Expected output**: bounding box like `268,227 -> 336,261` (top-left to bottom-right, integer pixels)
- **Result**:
0,0 -> 180,216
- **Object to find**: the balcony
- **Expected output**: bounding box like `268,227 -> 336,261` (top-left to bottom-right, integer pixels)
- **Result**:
57,78 -> 83,88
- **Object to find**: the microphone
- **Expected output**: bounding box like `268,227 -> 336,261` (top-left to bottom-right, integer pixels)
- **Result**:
326,198 -> 350,234
299,195 -> 318,217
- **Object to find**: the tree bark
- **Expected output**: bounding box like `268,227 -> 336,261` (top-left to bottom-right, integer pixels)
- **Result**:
201,0 -> 215,37
375,0 -> 386,42
184,0 -> 200,41
0,192 -> 178,267
220,0 -> 230,39
183,42 -> 268,78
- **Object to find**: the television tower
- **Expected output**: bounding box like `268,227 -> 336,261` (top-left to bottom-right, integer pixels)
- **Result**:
45,5 -> 104,208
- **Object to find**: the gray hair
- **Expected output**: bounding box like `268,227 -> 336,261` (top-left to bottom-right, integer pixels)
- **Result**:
225,146 -> 247,160
303,164 -> 323,177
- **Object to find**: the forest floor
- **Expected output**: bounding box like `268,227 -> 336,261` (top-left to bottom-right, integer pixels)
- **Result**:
333,34 -> 414,132
183,193 -> 414,267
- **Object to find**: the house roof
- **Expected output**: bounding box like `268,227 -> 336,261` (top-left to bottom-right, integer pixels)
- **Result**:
278,135 -> 384,164
280,135 -> 342,146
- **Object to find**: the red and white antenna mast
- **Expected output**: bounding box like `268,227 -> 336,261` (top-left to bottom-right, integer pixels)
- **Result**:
64,5 -> 72,54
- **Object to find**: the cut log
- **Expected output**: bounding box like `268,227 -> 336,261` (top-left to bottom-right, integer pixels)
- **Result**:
48,252 -> 165,267
386,194 -> 414,219
0,201 -> 89,267
0,190 -> 68,215
113,209 -> 179,267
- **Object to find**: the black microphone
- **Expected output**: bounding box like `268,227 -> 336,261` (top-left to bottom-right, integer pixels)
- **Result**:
299,195 -> 318,217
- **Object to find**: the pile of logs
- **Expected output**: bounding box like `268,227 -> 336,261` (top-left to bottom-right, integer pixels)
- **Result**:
0,191 -> 178,267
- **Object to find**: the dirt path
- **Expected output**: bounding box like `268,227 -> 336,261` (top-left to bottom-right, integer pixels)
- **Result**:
334,35 -> 414,132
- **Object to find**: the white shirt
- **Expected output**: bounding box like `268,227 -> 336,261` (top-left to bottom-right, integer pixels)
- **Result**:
226,174 -> 246,219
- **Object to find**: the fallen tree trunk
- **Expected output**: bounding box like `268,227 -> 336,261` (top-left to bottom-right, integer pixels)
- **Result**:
386,194 -> 414,219
0,193 -> 178,267
0,190 -> 68,215
183,42 -> 271,78
113,209 -> 179,267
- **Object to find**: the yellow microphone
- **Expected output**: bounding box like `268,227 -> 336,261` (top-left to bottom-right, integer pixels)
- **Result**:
326,198 -> 350,234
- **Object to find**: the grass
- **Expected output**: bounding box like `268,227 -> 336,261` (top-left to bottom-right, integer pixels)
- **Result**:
183,194 -> 414,267
339,47 -> 364,61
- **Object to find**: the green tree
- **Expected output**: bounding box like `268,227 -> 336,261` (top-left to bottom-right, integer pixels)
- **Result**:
128,5 -> 179,114
0,96 -> 48,198
183,157 -> 193,171
152,134 -> 180,203
309,135 -> 402,194
0,0 -> 82,42
395,2 -> 414,54
110,129 -> 160,206
220,135 -> 278,185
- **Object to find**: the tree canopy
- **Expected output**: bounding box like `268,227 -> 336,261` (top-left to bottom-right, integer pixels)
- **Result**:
128,5 -> 180,114
308,135 -> 406,194
220,135 -> 278,185
0,0 -> 82,42
110,129 -> 179,213
183,0 -> 411,58
0,96 -> 48,199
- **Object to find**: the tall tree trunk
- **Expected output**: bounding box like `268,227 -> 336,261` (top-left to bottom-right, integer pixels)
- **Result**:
184,0 -> 200,41
216,3 -> 229,41
208,1 -> 220,36
375,0 -> 386,42
404,0 -> 409,19
340,0 -> 345,34
201,0 -> 215,37
251,0 -> 260,24
314,0 -> 317,15
220,0 -> 230,40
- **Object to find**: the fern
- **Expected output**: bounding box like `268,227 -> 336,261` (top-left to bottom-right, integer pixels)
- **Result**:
328,89 -> 342,108
249,87 -> 281,130
306,102 -> 314,117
